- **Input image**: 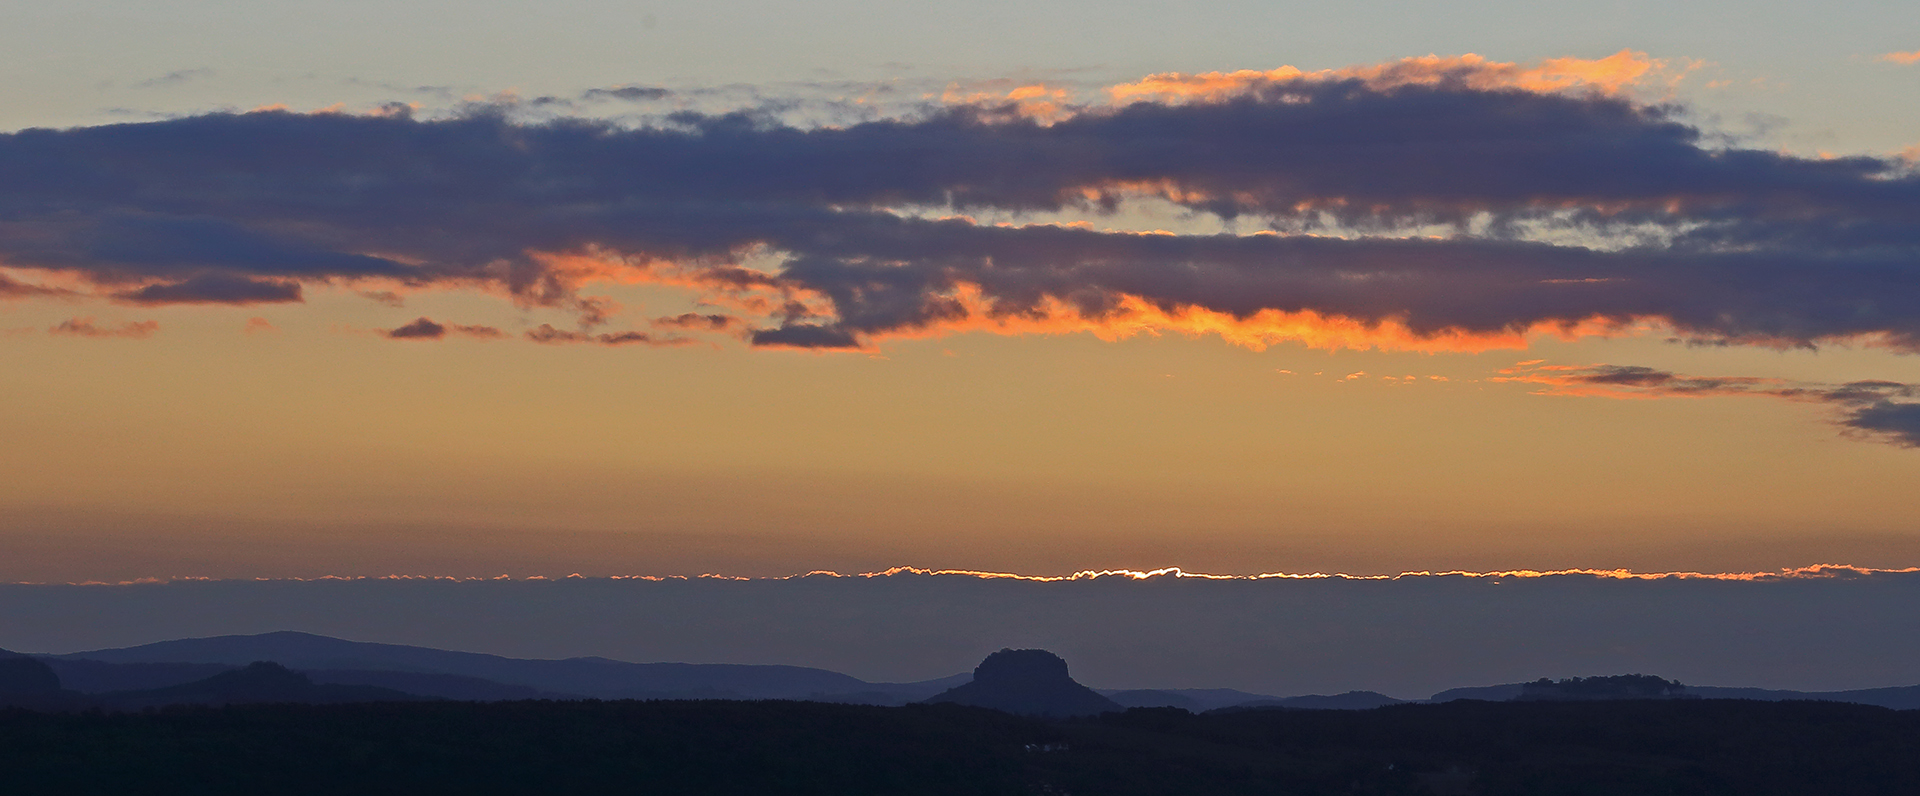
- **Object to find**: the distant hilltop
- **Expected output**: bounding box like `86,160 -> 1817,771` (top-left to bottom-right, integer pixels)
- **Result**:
925,649 -> 1121,718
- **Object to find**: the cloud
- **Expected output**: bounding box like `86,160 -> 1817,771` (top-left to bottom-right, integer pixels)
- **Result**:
524,323 -> 693,346
0,272 -> 74,299
1105,50 -> 1670,104
244,317 -> 277,334
0,55 -> 1916,359
112,273 -> 303,305
1878,51 -> 1920,65
1494,362 -> 1920,447
582,86 -> 673,102
383,317 -> 503,340
133,68 -> 214,89
1841,402 -> 1920,446
48,317 -> 157,339
652,312 -> 743,331
748,323 -> 863,350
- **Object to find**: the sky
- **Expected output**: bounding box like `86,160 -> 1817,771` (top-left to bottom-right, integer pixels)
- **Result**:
4,0 -> 1920,586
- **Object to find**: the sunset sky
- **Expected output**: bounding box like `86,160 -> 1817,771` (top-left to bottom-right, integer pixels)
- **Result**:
5,0 -> 1920,584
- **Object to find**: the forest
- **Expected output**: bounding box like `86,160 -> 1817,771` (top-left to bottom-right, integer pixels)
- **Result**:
4,696 -> 1918,794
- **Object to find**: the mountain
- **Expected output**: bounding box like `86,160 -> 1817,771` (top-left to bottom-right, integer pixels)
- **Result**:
100,661 -> 429,709
40,659 -> 237,693
926,648 -> 1121,718
0,649 -> 62,695
0,649 -> 90,710
48,631 -> 963,703
303,669 -> 574,701
1429,683 -> 1527,702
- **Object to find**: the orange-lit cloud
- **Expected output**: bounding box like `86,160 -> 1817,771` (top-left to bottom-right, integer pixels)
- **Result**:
3,58 -> 1916,369
48,317 -> 158,339
0,271 -> 77,300
630,263 -> 1651,354
1107,50 -> 1668,104
243,317 -> 278,334
941,81 -> 1074,122
1878,51 -> 1920,65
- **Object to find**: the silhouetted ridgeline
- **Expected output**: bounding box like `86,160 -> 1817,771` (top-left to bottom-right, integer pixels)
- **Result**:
4,697 -> 1920,794
11,571 -> 1920,700
37,631 -> 967,704
21,632 -> 1920,713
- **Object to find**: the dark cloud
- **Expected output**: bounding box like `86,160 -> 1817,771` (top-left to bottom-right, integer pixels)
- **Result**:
749,323 -> 862,350
0,75 -> 1915,355
385,317 -> 446,339
113,273 -> 302,305
524,324 -> 691,347
653,312 -> 742,331
1496,362 -> 1920,447
582,86 -> 673,102
383,317 -> 502,340
1842,402 -> 1920,447
47,317 -> 157,339
133,68 -> 213,89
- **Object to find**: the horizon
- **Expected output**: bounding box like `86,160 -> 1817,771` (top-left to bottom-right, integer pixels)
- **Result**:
9,568 -> 1920,697
11,562 -> 1920,587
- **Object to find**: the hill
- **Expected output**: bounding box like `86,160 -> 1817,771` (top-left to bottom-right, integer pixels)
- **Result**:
926,649 -> 1121,717
48,631 -> 962,703
100,661 -> 429,709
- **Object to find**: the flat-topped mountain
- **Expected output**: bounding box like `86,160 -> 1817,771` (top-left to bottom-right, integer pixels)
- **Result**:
926,649 -> 1121,718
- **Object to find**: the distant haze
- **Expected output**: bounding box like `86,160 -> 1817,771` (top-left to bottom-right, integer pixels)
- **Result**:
5,570 -> 1919,699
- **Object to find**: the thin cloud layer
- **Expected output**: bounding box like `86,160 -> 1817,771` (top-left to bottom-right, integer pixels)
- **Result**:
524,323 -> 693,346
47,317 -> 158,339
1496,362 -> 1920,447
383,317 -> 503,340
0,53 -> 1915,360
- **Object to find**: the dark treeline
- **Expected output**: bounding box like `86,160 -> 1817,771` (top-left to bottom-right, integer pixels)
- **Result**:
5,697 -> 1920,795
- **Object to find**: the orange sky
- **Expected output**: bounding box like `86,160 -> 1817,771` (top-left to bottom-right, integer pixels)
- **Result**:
5,49 -> 1920,583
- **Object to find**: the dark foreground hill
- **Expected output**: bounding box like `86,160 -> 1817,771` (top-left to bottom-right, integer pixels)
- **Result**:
5,697 -> 1920,795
